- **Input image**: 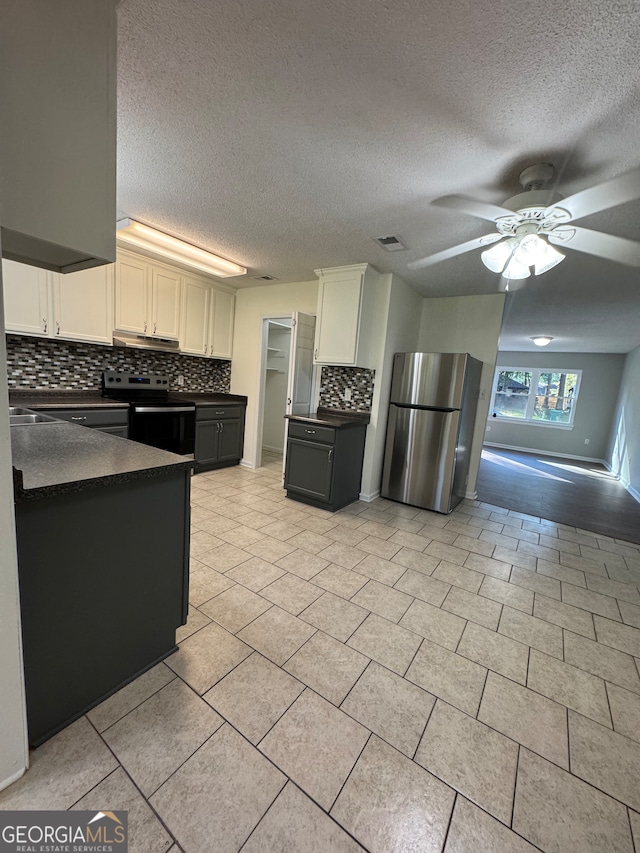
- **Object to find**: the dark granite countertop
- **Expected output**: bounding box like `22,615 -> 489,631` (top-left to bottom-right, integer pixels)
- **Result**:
285,407 -> 370,429
11,421 -> 192,502
9,390 -> 129,410
171,392 -> 247,406
9,390 -> 247,409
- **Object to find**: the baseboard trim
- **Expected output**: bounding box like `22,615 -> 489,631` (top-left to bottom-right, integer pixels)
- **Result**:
483,442 -> 607,466
603,461 -> 640,505
239,458 -> 255,469
0,764 -> 27,793
261,445 -> 283,454
359,489 -> 381,503
464,490 -> 478,500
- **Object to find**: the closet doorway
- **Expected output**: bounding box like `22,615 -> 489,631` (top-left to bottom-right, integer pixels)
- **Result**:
257,312 -> 316,472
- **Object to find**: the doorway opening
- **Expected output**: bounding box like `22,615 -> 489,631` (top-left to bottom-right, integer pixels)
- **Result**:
256,313 -> 317,472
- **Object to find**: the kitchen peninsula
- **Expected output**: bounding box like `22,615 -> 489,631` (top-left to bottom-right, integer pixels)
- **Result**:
11,419 -> 192,746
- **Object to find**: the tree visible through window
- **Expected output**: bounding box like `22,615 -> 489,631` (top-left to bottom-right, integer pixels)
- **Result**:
491,367 -> 581,427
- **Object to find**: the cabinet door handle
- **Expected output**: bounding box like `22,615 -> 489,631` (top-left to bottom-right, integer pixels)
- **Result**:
56,321 -> 60,335
215,411 -> 225,415
42,318 -> 47,333
328,449 -> 333,462
220,423 -> 224,433
71,416 -> 87,421
305,429 -> 316,434
314,349 -> 318,360
216,422 -> 221,433
153,322 -> 157,334
143,321 -> 147,333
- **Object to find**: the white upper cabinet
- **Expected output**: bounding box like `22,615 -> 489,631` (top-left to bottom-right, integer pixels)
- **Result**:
180,275 -> 235,360
2,260 -> 49,337
114,253 -> 148,334
151,267 -> 181,339
114,250 -> 181,340
313,263 -> 378,367
180,276 -> 210,356
209,289 -> 235,359
52,265 -> 114,344
3,259 -> 113,345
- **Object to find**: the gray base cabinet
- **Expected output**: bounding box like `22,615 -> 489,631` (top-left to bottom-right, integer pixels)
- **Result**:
15,469 -> 190,746
33,406 -> 129,438
284,421 -> 367,511
195,404 -> 246,471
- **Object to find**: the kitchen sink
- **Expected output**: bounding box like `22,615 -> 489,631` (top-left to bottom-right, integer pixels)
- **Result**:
9,411 -> 58,425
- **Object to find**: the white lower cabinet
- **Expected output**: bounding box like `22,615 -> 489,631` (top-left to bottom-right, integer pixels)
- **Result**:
3,259 -> 113,344
180,275 -> 235,359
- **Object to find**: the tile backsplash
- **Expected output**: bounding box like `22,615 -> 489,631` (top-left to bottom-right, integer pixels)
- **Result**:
5,335 -> 231,392
319,366 -> 375,412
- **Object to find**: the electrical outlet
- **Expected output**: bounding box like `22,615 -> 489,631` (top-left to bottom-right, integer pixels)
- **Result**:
344,388 -> 352,402
584,438 -> 590,445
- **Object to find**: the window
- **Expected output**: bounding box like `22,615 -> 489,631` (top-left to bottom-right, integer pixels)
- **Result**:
490,367 -> 581,428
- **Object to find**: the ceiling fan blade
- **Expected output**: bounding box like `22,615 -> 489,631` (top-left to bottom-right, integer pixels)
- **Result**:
548,225 -> 640,266
408,233 -> 502,270
433,195 -> 518,222
547,169 -> 640,222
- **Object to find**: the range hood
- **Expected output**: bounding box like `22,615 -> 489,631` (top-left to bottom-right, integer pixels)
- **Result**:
113,333 -> 180,353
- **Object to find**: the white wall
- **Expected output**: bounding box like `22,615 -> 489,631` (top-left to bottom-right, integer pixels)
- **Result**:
359,274 -> 422,499
231,281 -> 318,467
487,351 -> 625,461
0,256 -> 29,790
418,294 -> 505,497
608,344 -> 640,502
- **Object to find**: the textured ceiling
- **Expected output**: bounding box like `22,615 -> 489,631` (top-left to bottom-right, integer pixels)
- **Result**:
117,0 -> 640,353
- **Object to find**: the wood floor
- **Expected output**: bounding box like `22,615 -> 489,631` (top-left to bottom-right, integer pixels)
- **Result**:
477,447 -> 640,545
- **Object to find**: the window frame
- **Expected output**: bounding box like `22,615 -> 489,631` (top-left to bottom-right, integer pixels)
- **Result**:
489,366 -> 582,429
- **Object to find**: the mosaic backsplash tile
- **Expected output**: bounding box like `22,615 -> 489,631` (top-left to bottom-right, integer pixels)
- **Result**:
5,335 -> 231,392
319,365 -> 375,412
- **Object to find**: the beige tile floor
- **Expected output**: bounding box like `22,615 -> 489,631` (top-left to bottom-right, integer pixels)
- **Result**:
2,448 -> 640,853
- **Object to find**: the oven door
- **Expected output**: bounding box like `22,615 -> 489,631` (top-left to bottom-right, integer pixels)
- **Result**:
130,405 -> 196,456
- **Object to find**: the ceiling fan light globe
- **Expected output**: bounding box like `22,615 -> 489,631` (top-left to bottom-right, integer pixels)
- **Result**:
481,240 -> 512,273
514,233 -> 546,266
503,257 -> 531,280
534,243 -> 565,275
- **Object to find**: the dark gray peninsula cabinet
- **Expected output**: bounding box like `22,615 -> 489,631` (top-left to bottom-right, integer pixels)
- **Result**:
284,409 -> 369,511
11,422 -> 191,746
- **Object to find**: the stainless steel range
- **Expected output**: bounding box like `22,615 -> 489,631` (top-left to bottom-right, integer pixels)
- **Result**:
101,371 -> 195,456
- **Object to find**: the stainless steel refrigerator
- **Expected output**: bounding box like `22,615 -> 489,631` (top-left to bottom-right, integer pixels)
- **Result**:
381,352 -> 482,513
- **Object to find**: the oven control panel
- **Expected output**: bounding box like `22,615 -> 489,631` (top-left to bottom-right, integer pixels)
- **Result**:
102,371 -> 170,388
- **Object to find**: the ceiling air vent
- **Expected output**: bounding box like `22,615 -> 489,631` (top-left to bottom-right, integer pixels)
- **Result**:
252,274 -> 278,281
373,235 -> 407,252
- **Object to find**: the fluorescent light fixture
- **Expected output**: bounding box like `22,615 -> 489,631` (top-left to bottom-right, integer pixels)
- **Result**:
116,219 -> 246,278
531,336 -> 554,346
481,233 -> 565,278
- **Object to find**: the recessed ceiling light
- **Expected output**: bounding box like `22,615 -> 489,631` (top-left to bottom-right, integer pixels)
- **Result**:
531,336 -> 554,346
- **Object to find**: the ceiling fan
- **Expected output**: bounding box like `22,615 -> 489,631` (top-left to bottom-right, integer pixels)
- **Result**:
408,163 -> 640,281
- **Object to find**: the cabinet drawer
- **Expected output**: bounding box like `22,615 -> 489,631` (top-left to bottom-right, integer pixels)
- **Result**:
287,422 -> 336,444
42,408 -> 129,428
196,405 -> 242,422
